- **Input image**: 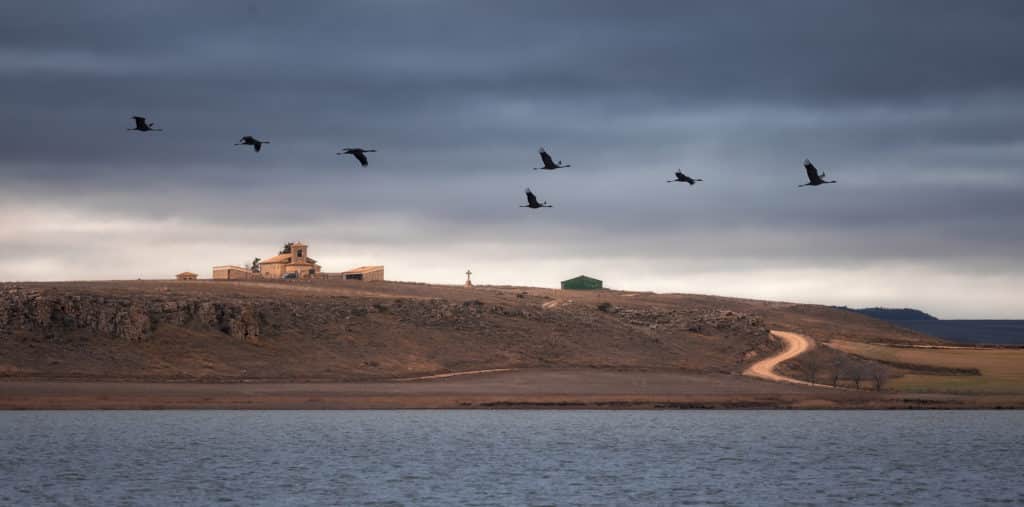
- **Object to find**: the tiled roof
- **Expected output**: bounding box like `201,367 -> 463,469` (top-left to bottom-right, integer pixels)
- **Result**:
260,253 -> 291,264
260,254 -> 318,265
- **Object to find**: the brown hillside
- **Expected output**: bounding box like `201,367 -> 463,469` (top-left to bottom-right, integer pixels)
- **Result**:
0,280 -> 942,382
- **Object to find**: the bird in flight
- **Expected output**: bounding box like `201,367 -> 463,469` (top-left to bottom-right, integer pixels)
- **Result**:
337,148 -> 377,167
236,136 -> 269,152
534,147 -> 571,170
800,159 -> 837,187
128,116 -> 161,132
521,188 -> 552,209
667,170 -> 703,185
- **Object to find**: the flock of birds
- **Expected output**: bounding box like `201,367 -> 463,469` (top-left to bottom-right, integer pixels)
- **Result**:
128,115 -> 838,209
130,116 -> 381,166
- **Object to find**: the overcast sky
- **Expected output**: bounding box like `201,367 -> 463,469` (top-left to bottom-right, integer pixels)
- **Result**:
2,1 -> 1023,318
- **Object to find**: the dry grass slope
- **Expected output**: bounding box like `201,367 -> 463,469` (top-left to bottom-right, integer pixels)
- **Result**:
0,280 -> 945,382
829,340 -> 1024,394
3,281 -> 1023,409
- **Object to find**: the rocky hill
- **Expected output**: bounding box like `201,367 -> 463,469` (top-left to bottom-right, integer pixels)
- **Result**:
0,280 -> 941,381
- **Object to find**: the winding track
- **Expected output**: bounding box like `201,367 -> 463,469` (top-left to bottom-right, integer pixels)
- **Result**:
744,330 -> 823,387
395,331 -> 819,386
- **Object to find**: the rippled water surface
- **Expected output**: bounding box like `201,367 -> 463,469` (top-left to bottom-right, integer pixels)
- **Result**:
1,411 -> 1022,506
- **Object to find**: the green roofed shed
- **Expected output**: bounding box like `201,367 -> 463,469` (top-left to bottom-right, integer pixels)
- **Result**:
561,275 -> 603,290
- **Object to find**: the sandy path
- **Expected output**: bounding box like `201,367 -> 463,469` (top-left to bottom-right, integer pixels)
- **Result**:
392,368 -> 515,382
744,330 -> 821,387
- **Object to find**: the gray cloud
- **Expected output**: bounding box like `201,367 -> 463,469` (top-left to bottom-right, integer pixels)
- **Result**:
2,1 -> 1023,317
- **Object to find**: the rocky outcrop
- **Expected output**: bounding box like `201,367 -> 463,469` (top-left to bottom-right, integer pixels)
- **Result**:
0,287 -> 260,342
0,282 -> 794,381
0,285 -> 771,358
0,288 -> 538,343
578,301 -> 769,334
384,298 -> 537,328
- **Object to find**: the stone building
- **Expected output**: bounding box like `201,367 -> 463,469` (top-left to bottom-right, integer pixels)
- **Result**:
175,272 -> 198,281
212,265 -> 255,280
258,242 -> 322,279
212,242 -> 382,282
339,265 -> 384,281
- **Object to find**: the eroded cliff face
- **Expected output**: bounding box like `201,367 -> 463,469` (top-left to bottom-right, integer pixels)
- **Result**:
0,286 -> 772,344
0,288 -> 259,342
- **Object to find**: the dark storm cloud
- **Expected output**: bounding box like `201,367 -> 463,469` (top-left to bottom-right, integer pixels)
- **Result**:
2,1 -> 1023,316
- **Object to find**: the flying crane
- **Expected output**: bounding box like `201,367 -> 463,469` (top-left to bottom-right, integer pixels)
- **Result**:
235,136 -> 269,152
337,148 -> 376,167
534,147 -> 571,170
667,170 -> 702,185
520,188 -> 552,209
800,159 -> 837,187
127,116 -> 161,132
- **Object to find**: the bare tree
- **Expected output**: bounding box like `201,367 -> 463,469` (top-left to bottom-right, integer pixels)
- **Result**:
870,365 -> 891,392
799,353 -> 822,385
829,356 -> 847,388
846,362 -> 865,390
251,257 -> 261,273
279,243 -> 293,254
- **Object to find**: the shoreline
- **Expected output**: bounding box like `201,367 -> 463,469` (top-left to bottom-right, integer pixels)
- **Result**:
3,369 -> 1021,410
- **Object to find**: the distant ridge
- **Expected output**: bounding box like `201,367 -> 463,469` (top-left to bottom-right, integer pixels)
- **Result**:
837,306 -> 1024,345
836,306 -> 939,321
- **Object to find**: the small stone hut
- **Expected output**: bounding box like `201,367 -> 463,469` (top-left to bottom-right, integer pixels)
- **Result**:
339,265 -> 384,281
212,265 -> 254,280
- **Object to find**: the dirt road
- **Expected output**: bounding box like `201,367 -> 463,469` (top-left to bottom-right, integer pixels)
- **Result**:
744,330 -> 819,386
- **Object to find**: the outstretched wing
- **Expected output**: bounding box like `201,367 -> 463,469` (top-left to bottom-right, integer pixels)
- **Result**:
352,150 -> 369,166
133,116 -> 147,129
525,188 -> 540,207
803,159 -> 822,184
254,142 -> 262,152
539,148 -> 555,168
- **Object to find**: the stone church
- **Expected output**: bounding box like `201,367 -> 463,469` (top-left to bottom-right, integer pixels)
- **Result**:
258,242 -> 322,279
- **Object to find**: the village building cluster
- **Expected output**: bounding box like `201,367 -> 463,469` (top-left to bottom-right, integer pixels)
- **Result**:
183,242 -> 605,291
207,242 -> 383,282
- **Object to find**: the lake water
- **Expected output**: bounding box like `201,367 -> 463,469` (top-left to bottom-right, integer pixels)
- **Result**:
1,411 -> 1022,506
